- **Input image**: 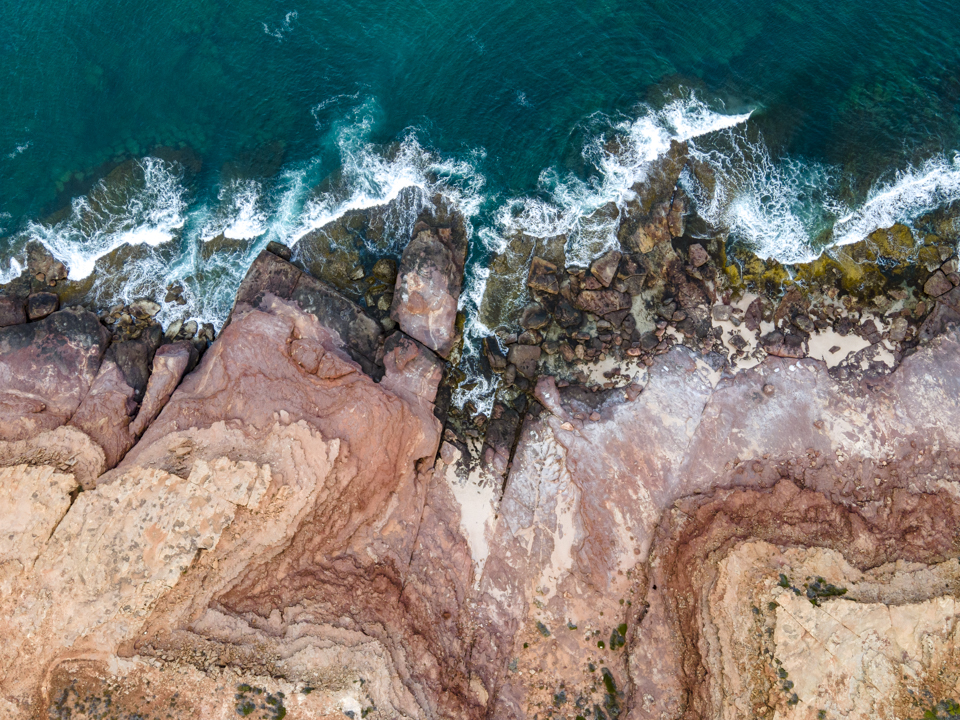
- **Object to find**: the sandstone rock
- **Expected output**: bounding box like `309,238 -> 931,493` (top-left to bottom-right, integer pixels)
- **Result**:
589,249 -> 621,288
26,291 -> 59,321
372,257 -> 398,284
0,307 -> 110,442
0,295 -> 25,327
925,268 -> 953,297
391,228 -> 464,358
572,288 -> 631,316
527,256 -> 560,294
519,302 -> 550,330
265,240 -> 293,260
380,331 -> 444,407
507,343 -> 541,379
688,242 -> 709,267
233,248 -> 384,376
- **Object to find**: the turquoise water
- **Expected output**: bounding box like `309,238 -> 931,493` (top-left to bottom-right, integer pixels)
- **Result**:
2,0 -> 959,363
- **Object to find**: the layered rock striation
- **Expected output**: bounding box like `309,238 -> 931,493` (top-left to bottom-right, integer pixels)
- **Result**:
1,193 -> 960,719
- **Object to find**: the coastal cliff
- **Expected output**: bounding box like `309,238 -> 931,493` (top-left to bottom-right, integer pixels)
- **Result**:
1,159 -> 960,720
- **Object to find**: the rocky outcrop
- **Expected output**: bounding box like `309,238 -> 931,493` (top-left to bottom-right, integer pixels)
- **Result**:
2,201 -> 960,718
391,225 -> 467,358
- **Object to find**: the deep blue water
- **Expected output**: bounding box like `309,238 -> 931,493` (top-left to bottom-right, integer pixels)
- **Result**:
1,0 -> 959,354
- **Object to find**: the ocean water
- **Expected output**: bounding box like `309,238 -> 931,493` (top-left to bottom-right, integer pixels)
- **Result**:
2,0 -> 960,396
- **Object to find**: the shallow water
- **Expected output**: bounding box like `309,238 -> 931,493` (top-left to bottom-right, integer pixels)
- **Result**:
2,0 -> 959,394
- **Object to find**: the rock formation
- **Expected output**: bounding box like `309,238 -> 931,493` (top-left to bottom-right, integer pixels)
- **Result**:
2,180 -> 960,719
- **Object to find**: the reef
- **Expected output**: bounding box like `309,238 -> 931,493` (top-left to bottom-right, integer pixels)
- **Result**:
1,148 -> 960,719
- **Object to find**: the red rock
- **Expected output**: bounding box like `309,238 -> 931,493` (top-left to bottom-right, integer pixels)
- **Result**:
0,307 -> 110,442
391,229 -> 463,357
924,269 -> 953,297
573,288 -> 631,316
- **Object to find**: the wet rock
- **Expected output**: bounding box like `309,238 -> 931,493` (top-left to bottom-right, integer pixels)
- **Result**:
391,229 -> 464,358
507,344 -> 541,379
519,302 -> 550,330
527,256 -> 560,295
484,336 -> 508,371
924,269 -> 953,298
129,298 -> 161,318
0,295 -> 26,327
26,292 -> 59,321
744,297 -> 764,332
589,250 -> 621,288
372,257 -> 398,284
265,240 -> 293,261
517,329 -> 541,345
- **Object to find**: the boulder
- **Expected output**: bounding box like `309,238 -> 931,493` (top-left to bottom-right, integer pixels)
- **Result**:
519,302 -> 550,330
572,288 -> 631,316
924,269 -> 953,298
26,291 -> 59,321
380,331 -> 444,407
391,229 -> 464,357
507,343 -> 541,379
527,256 -> 560,294
688,243 -> 709,267
233,247 -> 384,377
589,250 -> 621,288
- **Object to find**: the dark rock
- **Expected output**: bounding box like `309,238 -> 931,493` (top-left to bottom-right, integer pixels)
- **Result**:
481,404 -> 521,479
507,344 -> 541,380
924,270 -> 953,298
590,250 -> 622,288
0,295 -> 26,327
573,289 -> 631,316
372,258 -> 398,284
232,248 -> 302,315
761,330 -> 806,359
555,300 -> 583,328
688,244 -> 709,268
266,241 -> 293,261
391,229 -> 463,358
517,330 -> 542,345
520,303 -> 551,330
793,315 -> 815,334
527,256 -> 560,295
26,292 -> 60,321
604,309 -> 631,328
294,273 -> 385,377
484,336 -> 508,371
744,298 -> 764,332
110,325 -> 164,402
559,341 -> 576,363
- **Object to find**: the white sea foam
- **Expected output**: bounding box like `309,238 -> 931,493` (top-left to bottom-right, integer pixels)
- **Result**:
7,141 -> 31,159
0,258 -> 22,285
25,157 -> 187,280
263,10 -> 298,41
488,96 -> 752,267
201,180 -> 268,241
832,154 -> 960,248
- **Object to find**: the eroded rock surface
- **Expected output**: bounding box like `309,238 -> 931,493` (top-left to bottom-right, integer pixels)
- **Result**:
2,230 -> 960,719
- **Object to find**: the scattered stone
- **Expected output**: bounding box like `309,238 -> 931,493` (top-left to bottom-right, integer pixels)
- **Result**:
924,270 -> 953,298
712,304 -> 732,322
590,250 -> 621,288
520,302 -> 550,330
129,298 -> 161,318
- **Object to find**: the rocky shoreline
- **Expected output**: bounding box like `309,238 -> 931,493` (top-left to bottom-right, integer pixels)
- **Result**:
1,148 -> 960,719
